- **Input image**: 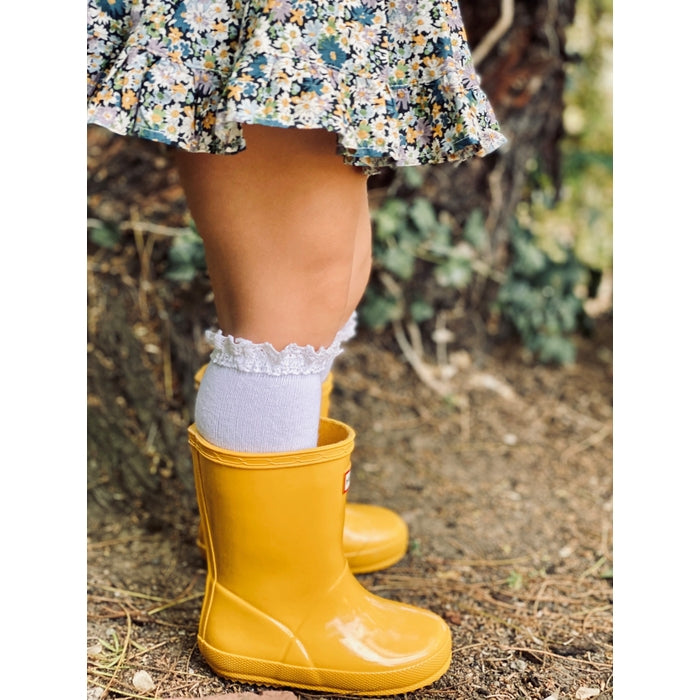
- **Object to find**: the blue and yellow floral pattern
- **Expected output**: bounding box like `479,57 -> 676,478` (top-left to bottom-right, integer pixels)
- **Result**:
87,0 -> 506,172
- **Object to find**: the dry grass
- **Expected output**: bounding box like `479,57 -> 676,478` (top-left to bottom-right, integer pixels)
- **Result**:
87,535 -> 612,699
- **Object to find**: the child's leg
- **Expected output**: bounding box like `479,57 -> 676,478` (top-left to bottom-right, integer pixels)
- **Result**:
174,125 -> 370,452
175,125 -> 369,350
179,127 -> 452,694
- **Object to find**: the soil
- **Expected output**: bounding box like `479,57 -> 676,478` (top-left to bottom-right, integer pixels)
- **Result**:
87,127 -> 613,700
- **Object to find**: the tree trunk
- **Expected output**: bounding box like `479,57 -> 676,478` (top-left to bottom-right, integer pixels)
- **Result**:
401,0 -> 578,264
462,0 -> 577,254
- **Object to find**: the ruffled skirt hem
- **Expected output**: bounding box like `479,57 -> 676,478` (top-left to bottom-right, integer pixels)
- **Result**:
87,2 -> 506,174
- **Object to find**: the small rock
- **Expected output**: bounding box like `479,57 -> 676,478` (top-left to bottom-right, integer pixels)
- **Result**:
510,658 -> 527,672
575,688 -> 600,699
133,669 -> 155,693
86,641 -> 102,657
559,544 -> 574,558
432,327 -> 455,344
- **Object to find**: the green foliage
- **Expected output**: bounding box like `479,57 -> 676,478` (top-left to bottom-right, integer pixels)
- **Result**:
354,172 -> 595,367
359,0 -> 612,365
361,177 -> 486,331
88,221 -> 121,249
491,0 -> 612,364
496,221 -> 589,365
361,286 -> 404,329
164,225 -> 207,282
523,0 -> 613,273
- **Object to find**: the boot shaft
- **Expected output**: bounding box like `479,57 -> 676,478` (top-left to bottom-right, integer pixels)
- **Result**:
190,419 -> 354,611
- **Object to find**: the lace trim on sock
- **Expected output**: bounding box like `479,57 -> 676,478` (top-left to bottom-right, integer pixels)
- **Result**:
337,311 -> 358,344
205,330 -> 345,376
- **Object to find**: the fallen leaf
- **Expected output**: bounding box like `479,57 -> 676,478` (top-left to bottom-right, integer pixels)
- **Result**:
444,610 -> 463,625
575,688 -> 600,699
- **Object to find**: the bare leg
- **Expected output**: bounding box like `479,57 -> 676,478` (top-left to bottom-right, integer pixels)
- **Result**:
175,125 -> 371,350
346,191 -> 372,327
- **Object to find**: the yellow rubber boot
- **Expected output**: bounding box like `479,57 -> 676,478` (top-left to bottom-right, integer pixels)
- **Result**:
194,366 -> 408,573
190,418 -> 451,695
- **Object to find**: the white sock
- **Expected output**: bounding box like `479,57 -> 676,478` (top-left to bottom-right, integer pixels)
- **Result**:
323,311 -> 357,384
337,311 -> 358,345
195,327 -> 348,452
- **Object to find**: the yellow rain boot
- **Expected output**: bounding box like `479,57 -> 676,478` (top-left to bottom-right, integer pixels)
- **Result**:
190,418 -> 451,695
194,366 -> 408,573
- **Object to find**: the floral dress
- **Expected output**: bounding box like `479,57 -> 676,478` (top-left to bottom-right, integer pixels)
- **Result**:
87,0 -> 506,173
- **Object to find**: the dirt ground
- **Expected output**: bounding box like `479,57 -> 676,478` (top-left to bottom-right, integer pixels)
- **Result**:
87,127 -> 613,700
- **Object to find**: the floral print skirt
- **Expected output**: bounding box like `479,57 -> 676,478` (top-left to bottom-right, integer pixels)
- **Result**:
87,0 -> 506,173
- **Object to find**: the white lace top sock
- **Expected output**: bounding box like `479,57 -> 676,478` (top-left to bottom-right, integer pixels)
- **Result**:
337,311 -> 358,344
195,328 -> 348,453
323,311 -> 357,381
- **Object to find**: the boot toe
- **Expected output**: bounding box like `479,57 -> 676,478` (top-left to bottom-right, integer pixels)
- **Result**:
343,503 -> 409,574
292,570 -> 452,694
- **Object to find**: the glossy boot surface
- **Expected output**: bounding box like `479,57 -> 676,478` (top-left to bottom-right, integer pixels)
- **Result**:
194,366 -> 409,573
190,419 -> 451,695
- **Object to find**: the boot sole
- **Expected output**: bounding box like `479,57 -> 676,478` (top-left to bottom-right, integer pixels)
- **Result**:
198,632 -> 451,696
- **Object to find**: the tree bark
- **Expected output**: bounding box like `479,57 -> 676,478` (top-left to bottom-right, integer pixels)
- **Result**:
381,0 -> 578,263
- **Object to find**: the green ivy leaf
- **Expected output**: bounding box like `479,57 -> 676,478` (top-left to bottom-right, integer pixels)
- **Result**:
535,335 -> 577,365
360,291 -> 402,329
89,223 -> 121,249
402,166 -> 426,189
382,246 -> 415,280
463,210 -> 487,250
165,264 -> 199,282
409,197 -> 438,233
410,298 -> 435,323
168,230 -> 206,271
372,199 -> 408,241
435,257 -> 472,288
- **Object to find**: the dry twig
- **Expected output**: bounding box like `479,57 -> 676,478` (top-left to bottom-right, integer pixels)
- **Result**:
471,0 -> 515,66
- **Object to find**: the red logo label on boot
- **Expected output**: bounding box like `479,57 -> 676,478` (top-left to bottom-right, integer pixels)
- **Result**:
343,468 -> 351,493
